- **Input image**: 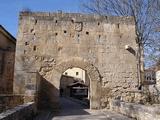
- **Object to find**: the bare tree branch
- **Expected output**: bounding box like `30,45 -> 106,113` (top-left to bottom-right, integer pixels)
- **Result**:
82,0 -> 160,88
83,0 -> 160,66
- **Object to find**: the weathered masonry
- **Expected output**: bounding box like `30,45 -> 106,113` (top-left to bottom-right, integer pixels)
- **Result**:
0,25 -> 20,113
0,25 -> 16,94
14,12 -> 139,109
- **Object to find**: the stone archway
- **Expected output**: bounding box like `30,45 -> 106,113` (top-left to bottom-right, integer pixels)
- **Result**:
38,57 -> 102,109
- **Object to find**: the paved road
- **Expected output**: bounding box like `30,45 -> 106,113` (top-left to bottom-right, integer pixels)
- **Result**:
34,97 -> 134,120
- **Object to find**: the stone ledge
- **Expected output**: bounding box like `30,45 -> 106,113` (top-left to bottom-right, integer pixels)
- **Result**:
0,102 -> 36,120
110,100 -> 160,120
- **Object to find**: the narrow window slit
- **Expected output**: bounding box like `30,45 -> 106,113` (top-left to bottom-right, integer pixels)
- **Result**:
35,19 -> 37,25
117,23 -> 120,29
33,46 -> 36,51
76,72 -> 79,75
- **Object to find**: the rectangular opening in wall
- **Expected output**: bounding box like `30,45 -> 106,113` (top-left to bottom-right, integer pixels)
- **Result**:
33,46 -> 36,51
25,42 -> 29,46
76,72 -> 79,76
117,23 -> 120,29
35,19 -> 37,25
86,31 -> 89,35
64,30 -> 67,34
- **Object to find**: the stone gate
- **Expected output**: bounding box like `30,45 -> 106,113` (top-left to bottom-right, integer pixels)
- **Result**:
14,12 -> 139,109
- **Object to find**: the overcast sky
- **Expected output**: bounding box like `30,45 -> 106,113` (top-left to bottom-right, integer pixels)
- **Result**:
0,0 -> 81,37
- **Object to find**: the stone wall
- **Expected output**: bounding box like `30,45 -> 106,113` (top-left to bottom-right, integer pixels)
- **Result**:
0,102 -> 36,120
0,51 -> 15,94
14,11 -> 139,109
0,95 -> 23,113
110,100 -> 160,120
0,26 -> 16,94
36,72 -> 58,109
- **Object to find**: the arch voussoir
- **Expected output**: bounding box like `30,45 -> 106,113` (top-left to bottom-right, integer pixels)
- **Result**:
50,57 -> 102,109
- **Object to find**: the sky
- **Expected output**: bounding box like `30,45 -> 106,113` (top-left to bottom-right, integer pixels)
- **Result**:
0,0 -> 82,37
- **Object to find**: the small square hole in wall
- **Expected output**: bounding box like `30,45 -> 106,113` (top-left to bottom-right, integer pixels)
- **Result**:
55,33 -> 58,36
64,30 -> 67,34
33,46 -> 36,51
76,72 -> 79,76
25,42 -> 29,46
98,22 -> 100,26
71,19 -> 74,23
30,29 -> 34,33
86,31 -> 89,35
55,20 -> 58,23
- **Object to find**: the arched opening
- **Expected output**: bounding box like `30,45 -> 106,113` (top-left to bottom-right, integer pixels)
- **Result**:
59,67 -> 90,108
37,58 -> 102,110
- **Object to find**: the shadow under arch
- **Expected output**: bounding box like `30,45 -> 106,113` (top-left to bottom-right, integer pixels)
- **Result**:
38,57 -> 102,110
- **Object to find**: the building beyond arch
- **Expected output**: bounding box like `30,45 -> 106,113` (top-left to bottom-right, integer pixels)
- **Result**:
36,58 -> 101,109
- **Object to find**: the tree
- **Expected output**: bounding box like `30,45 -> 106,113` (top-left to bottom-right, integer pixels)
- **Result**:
146,0 -> 160,67
82,0 -> 160,88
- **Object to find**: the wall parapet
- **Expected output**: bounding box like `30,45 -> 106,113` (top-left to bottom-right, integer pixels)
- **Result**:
110,100 -> 160,120
0,102 -> 36,120
19,11 -> 135,25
